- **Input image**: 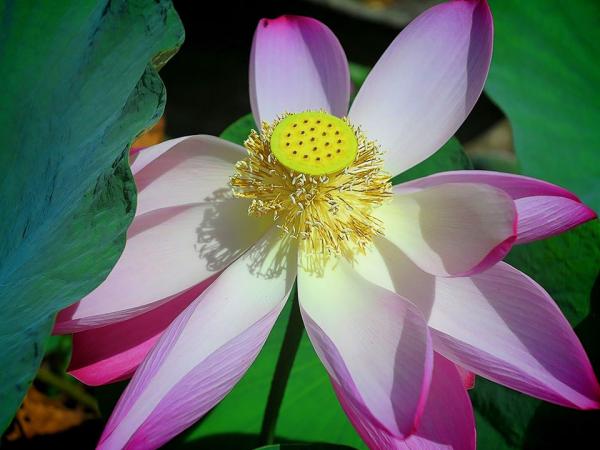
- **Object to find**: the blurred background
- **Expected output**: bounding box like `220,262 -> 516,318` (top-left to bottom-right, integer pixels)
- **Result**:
2,0 -> 597,449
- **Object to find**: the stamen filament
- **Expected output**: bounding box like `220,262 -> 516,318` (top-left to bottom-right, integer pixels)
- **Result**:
231,112 -> 391,273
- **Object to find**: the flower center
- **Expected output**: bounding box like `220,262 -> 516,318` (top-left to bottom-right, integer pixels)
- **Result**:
270,111 -> 358,176
231,111 -> 391,272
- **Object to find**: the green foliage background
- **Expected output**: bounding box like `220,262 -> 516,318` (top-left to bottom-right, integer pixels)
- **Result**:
1,0 -> 599,448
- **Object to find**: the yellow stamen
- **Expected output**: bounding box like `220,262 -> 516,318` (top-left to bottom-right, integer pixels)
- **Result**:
230,111 -> 391,273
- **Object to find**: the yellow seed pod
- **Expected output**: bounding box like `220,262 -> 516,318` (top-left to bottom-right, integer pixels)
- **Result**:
270,111 -> 358,176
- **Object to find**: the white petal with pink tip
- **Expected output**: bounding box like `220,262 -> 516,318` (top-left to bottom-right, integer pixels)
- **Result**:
398,170 -> 597,243
378,183 -> 516,277
55,200 -> 267,333
354,243 -> 600,409
133,135 -> 246,215
349,0 -> 493,175
430,262 -> 600,409
250,15 -> 350,125
341,353 -> 475,450
298,260 -> 433,439
98,228 -> 297,449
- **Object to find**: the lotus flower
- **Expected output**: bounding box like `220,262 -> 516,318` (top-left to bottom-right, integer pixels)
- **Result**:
54,1 -> 599,448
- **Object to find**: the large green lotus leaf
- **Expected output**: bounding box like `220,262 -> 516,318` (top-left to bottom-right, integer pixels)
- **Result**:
169,115 -> 471,449
0,0 -> 183,431
485,0 -> 600,211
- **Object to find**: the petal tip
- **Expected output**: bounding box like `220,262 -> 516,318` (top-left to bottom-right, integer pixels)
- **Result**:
582,400 -> 600,411
251,13 -> 349,124
576,204 -> 598,229
53,306 -> 77,335
258,15 -> 310,28
67,367 -> 124,387
259,16 -> 281,28
580,379 -> 600,410
583,205 -> 598,221
572,385 -> 600,410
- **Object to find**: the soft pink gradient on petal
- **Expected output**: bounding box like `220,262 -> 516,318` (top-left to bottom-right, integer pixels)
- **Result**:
349,0 -> 493,175
401,353 -> 475,449
353,241 -> 599,409
98,228 -> 296,450
132,135 -> 246,215
351,242 -> 482,403
379,182 -> 516,276
514,196 -> 596,243
54,199 -> 267,333
250,15 -> 350,125
298,261 -> 433,439
333,353 -> 475,450
125,308 -> 282,450
398,170 -> 597,243
55,135 -> 268,334
68,275 -> 219,386
430,262 -> 600,409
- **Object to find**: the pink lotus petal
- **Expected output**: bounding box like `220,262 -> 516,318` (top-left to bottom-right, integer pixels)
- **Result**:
430,262 -> 600,409
98,228 -> 296,449
250,15 -> 350,125
55,135 -> 269,334
353,240 -> 599,409
337,353 -> 475,450
398,170 -> 597,243
133,135 -> 246,215
515,196 -> 596,243
349,0 -> 493,176
68,275 -> 218,386
402,353 -> 476,449
379,182 -> 516,277
55,200 -> 268,333
298,261 -> 433,439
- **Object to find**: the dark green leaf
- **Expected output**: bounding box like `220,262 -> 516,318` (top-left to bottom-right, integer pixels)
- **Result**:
221,114 -> 258,146
0,0 -> 183,431
486,0 -> 600,211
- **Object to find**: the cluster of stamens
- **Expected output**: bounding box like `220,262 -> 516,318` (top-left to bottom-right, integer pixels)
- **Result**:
230,111 -> 391,272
